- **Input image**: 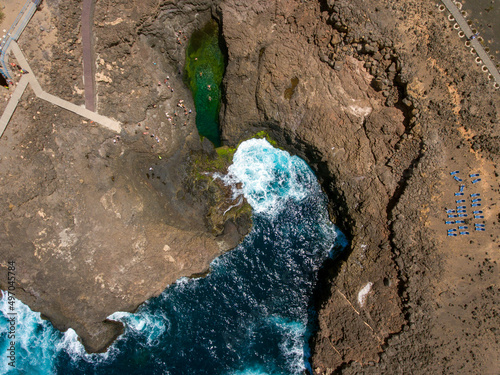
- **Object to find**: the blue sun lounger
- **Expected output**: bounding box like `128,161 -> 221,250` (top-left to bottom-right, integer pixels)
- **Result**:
450,171 -> 460,175
472,178 -> 481,184
471,203 -> 481,207
469,173 -> 480,178
456,199 -> 466,203
459,231 -> 469,235
470,193 -> 480,197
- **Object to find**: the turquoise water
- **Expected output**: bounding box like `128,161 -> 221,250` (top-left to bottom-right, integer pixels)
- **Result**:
0,139 -> 346,374
184,20 -> 225,147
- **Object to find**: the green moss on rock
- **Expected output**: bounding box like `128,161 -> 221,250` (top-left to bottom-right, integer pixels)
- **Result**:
251,131 -> 279,147
188,147 -> 251,237
184,20 -> 225,147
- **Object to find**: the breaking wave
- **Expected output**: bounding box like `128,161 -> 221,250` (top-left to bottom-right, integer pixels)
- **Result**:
222,138 -> 316,216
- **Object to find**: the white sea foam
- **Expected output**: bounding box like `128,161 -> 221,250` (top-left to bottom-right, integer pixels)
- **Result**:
108,308 -> 169,346
54,328 -> 86,360
231,368 -> 270,375
0,292 -> 124,372
269,315 -> 308,375
221,139 -> 317,216
175,276 -> 191,285
0,292 -> 60,374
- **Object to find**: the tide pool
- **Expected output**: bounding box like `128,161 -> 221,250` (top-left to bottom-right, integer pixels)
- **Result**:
0,139 -> 345,374
184,20 -> 225,147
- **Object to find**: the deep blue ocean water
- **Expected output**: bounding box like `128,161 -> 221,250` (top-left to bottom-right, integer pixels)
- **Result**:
0,139 -> 345,375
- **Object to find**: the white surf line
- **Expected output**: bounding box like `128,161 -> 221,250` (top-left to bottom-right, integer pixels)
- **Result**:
440,0 -> 500,88
0,41 -> 121,139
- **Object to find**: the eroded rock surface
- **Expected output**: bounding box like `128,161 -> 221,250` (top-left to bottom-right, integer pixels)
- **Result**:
0,0 -> 252,353
218,0 -> 405,367
218,0 -> 499,373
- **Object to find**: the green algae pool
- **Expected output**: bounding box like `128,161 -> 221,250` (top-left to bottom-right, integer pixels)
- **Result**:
184,20 -> 225,147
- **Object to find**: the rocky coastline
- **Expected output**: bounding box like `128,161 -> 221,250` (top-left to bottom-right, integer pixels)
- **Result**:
0,0 -> 498,372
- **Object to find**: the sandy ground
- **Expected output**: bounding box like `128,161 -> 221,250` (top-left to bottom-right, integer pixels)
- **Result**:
0,0 -> 26,34
428,143 -> 500,374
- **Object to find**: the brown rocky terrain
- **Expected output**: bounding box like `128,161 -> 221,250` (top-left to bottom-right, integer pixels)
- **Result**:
0,0 -> 498,373
0,0 -> 251,353
216,0 -> 499,372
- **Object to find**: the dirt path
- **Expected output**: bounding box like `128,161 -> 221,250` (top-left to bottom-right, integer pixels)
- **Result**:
82,0 -> 95,111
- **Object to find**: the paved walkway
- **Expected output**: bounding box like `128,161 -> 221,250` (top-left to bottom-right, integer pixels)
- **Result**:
0,74 -> 29,137
0,41 -> 121,138
441,0 -> 500,86
82,0 -> 96,111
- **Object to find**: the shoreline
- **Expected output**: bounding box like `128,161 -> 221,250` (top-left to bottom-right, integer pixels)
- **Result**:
0,0 -> 498,372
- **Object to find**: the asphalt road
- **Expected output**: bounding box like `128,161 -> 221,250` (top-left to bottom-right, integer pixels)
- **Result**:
441,0 -> 500,87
